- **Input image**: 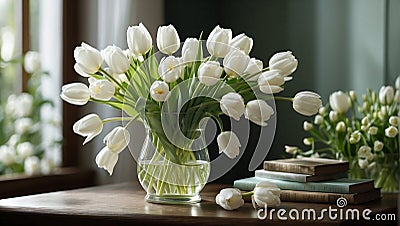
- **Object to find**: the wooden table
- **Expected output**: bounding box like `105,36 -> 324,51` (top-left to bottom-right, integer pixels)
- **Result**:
0,182 -> 397,226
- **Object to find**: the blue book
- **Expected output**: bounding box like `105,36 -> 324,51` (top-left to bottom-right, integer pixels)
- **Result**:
234,177 -> 374,194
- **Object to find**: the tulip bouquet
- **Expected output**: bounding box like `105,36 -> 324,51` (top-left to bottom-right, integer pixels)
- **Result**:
0,51 -> 60,176
61,23 -> 321,203
287,76 -> 400,192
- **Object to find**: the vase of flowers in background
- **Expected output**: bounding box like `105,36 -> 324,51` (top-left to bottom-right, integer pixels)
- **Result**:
0,44 -> 61,176
61,23 -> 322,204
287,77 -> 399,192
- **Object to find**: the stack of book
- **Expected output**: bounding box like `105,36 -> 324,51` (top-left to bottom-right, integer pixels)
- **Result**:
234,158 -> 381,204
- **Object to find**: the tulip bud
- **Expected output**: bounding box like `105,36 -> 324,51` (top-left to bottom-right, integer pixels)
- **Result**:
101,45 -> 130,74
223,49 -> 250,77
127,23 -> 152,56
103,127 -> 130,154
88,78 -> 115,101
252,181 -> 281,208
158,56 -> 181,82
361,125 -> 368,131
368,126 -> 378,135
198,61 -> 223,86
329,91 -> 350,114
285,145 -> 298,155
329,111 -> 338,122
215,188 -> 244,210
389,116 -> 399,126
206,25 -> 232,58
14,117 -> 33,134
217,131 -> 241,159
220,92 -> 245,121
394,91 -> 400,103
24,156 -> 40,176
269,51 -> 298,77
258,70 -> 285,94
157,24 -> 180,55
303,138 -> 312,146
361,117 -> 369,126
230,33 -> 253,55
73,114 -> 103,145
95,147 -> 119,175
318,107 -> 327,115
292,91 -> 322,116
314,115 -> 324,125
244,58 -> 263,81
150,81 -> 170,102
395,76 -> 399,90
385,126 -> 398,138
336,121 -> 346,132
379,86 -> 394,105
0,145 -> 16,166
60,83 -> 91,105
244,99 -> 274,126
24,51 -> 41,73
74,42 -> 103,76
350,131 -> 361,144
303,121 -> 313,131
16,142 -> 34,159
181,38 -> 199,63
349,90 -> 357,101
358,158 -> 368,169
374,140 -> 384,151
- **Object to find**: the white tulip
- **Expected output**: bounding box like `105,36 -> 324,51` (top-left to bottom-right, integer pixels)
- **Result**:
74,42 -> 103,76
244,100 -> 274,126
150,81 -> 170,102
361,117 -> 369,126
103,126 -> 130,153
127,23 -> 152,56
329,111 -> 338,122
269,51 -> 298,77
252,181 -> 281,208
349,90 -> 357,101
60,83 -> 90,106
385,126 -> 398,138
216,188 -> 244,210
12,93 -> 33,118
220,92 -> 245,120
358,145 -> 373,160
329,91 -> 350,114
303,121 -> 313,131
318,106 -> 327,115
258,70 -> 285,94
292,91 -> 322,116
335,121 -> 346,132
314,115 -> 323,125
104,67 -> 129,83
7,134 -> 20,147
230,33 -> 253,55
244,58 -> 263,81
24,156 -> 40,175
101,45 -> 130,74
24,51 -> 41,73
95,146 -> 119,175
358,158 -> 368,169
284,145 -> 298,155
73,114 -> 103,145
374,140 -> 384,152
303,138 -> 312,146
389,116 -> 399,126
15,117 -> 33,134
17,142 -> 34,159
88,78 -> 115,101
350,131 -> 361,144
158,56 -> 181,82
206,25 -> 232,58
223,49 -> 250,77
198,61 -> 222,86
0,27 -> 15,61
0,145 -> 16,166
395,76 -> 399,90
217,131 -> 241,159
40,158 -> 55,174
394,91 -> 400,103
379,86 -> 394,105
181,38 -> 199,63
157,24 -> 180,55
368,126 -> 378,135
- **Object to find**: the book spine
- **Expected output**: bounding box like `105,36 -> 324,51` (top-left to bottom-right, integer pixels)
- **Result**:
263,162 -> 314,175
255,170 -> 307,182
280,191 -> 355,204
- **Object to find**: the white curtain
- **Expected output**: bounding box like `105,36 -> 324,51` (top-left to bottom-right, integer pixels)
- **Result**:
80,0 -> 164,184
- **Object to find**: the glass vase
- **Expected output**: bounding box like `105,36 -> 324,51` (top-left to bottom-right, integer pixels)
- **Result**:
137,119 -> 210,204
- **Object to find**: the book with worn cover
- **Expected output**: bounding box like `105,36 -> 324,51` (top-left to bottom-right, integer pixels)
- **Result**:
255,169 -> 347,182
233,177 -> 374,193
242,188 -> 381,204
263,158 -> 349,175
